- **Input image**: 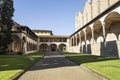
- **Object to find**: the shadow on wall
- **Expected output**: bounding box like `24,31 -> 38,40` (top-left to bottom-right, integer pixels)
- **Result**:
87,44 -> 91,54
81,41 -> 119,58
100,41 -> 119,58
81,44 -> 91,54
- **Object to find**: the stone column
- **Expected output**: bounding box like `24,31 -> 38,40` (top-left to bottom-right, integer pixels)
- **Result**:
102,22 -> 106,42
91,27 -> 94,44
85,31 -> 87,53
73,36 -> 75,46
76,34 -> 77,46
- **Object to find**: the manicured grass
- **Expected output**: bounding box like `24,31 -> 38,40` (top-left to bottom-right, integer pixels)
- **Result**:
64,52 -> 120,80
0,52 -> 46,80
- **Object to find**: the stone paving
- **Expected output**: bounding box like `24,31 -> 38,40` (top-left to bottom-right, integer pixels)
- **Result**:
18,52 -> 107,80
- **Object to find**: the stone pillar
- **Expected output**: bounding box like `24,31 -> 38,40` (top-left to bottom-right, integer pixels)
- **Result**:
85,31 -> 87,53
69,38 -> 71,47
91,27 -> 94,44
79,32 -> 82,53
73,36 -> 75,46
102,22 -> 106,42
76,34 -> 77,46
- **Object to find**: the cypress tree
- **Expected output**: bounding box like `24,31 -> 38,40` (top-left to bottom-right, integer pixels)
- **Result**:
0,0 -> 14,54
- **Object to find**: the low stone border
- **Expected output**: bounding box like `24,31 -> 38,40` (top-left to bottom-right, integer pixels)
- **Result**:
11,54 -> 46,80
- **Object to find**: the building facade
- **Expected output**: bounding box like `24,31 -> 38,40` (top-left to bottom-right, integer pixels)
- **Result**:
8,25 -> 69,54
33,30 -> 69,52
8,22 -> 39,54
70,0 -> 120,58
7,0 -> 120,58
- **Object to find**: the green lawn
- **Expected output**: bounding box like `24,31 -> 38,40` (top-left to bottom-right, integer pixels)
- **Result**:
64,52 -> 120,80
0,52 -> 46,80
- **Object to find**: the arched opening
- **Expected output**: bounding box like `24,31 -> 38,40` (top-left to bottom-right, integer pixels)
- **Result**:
93,20 -> 104,43
10,35 -> 21,53
104,12 -> 120,57
86,26 -> 92,44
50,44 -> 57,52
22,36 -> 27,53
59,44 -> 66,52
74,36 -> 76,46
39,43 -> 48,52
85,26 -> 92,54
81,30 -> 85,44
80,30 -> 86,53
22,36 -> 26,42
105,12 -> 120,41
77,33 -> 80,46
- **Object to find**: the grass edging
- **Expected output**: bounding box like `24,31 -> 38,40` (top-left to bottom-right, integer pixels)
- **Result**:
80,65 -> 110,80
11,54 -> 46,80
64,56 -> 110,80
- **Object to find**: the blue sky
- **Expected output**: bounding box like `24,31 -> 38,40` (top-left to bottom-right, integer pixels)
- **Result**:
13,0 -> 86,35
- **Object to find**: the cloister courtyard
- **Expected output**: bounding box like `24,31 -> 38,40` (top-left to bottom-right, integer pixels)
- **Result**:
0,0 -> 120,80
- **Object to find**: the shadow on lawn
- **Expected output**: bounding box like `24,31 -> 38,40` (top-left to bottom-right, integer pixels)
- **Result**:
0,52 -> 77,72
66,54 -> 119,65
0,52 -> 119,72
0,54 -> 43,72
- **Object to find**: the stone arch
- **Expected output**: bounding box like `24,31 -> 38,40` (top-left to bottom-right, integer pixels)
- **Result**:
85,26 -> 92,44
22,36 -> 26,42
49,44 -> 57,52
105,12 -> 120,41
80,30 -> 85,45
39,43 -> 48,52
77,33 -> 80,46
58,44 -> 67,52
11,35 -> 21,53
93,20 -> 104,43
80,30 -> 86,53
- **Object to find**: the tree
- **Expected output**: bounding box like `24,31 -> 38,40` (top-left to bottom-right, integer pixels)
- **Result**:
0,0 -> 14,54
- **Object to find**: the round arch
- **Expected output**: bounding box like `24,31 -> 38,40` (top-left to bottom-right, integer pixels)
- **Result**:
22,36 -> 26,42
77,33 -> 80,46
11,35 -> 21,53
80,30 -> 85,44
86,26 -> 92,44
49,44 -> 57,52
104,12 -> 120,41
58,44 -> 67,52
93,20 -> 104,43
39,43 -> 48,52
